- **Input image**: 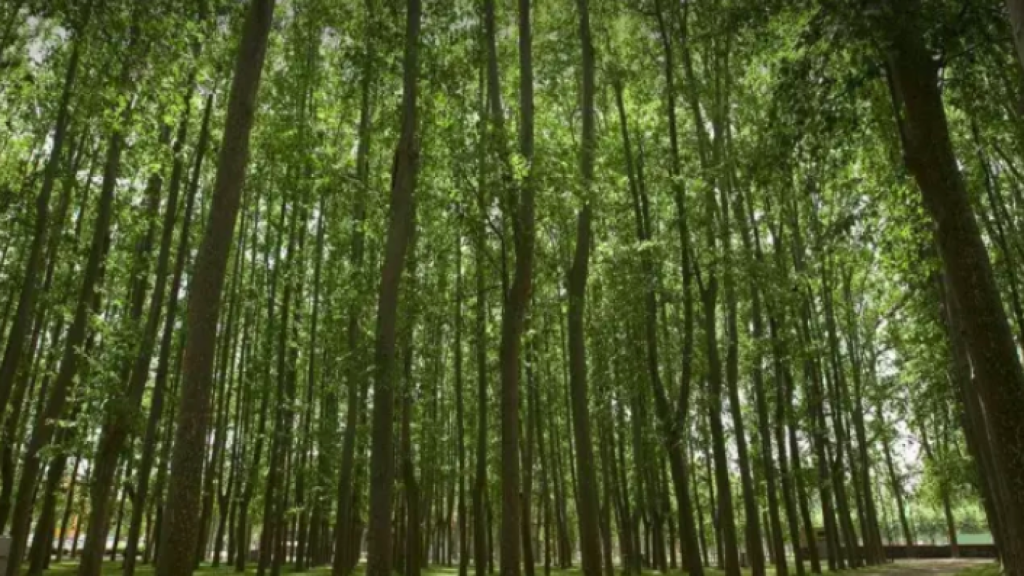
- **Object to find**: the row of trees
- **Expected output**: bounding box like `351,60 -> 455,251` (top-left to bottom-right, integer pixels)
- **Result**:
1,0 -> 1023,576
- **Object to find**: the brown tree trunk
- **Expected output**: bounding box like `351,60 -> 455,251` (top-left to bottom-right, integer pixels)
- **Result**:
238,189 -> 281,573
56,456 -> 80,563
80,101 -> 186,576
472,151 -> 489,576
125,91 -> 211,576
454,216 -> 468,576
155,1 -> 274,574
364,1 -> 421,574
568,2 -> 602,575
883,4 -> 1024,572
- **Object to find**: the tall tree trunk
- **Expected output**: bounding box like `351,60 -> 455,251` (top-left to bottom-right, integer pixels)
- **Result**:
522,338 -> 537,576
883,4 -> 1024,572
472,147 -> 489,576
237,190 -> 279,574
769,316 -> 805,576
567,2 -> 603,575
735,192 -> 787,576
332,6 -> 374,572
56,456 -> 81,563
454,216 -> 468,576
155,1 -> 274,574
364,1 -> 421,575
842,274 -> 885,565
879,407 -> 914,552
720,179 -> 764,576
125,92 -> 211,576
401,323 -> 421,576
498,0 -> 536,570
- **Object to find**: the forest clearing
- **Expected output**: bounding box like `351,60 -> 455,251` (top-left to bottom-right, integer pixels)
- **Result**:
1,1 -> 1023,576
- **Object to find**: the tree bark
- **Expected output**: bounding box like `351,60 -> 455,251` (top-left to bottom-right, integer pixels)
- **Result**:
883,4 -> 1024,572
365,1 -> 421,575
155,1 -> 274,574
567,2 -> 603,575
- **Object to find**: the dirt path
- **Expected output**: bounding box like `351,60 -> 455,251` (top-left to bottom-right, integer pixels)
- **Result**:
854,559 -> 993,576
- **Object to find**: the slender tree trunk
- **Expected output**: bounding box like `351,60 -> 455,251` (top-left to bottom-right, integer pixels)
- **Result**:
80,102 -> 184,576
332,7 -> 374,572
567,3 -> 602,575
472,161 -> 489,576
769,317 -> 805,576
364,2 -> 421,575
879,407 -> 914,552
401,328 -> 421,576
454,216 -> 468,576
259,202 -> 298,576
27,439 -> 71,576
57,456 -> 81,563
721,181 -> 764,576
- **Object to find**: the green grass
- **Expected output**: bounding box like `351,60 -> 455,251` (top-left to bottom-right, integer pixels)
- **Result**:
953,564 -> 1001,576
41,559 -> 997,576
38,561 -> 736,576
41,561 -> 335,576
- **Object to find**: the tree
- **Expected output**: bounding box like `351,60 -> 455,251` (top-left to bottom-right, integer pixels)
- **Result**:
881,2 -> 1024,572
364,1 -> 421,575
155,1 -> 275,574
567,1 -> 603,575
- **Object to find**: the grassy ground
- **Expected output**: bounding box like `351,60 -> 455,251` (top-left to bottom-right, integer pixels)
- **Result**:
37,560 -> 998,576
38,561 -> 725,576
951,564 -> 1000,576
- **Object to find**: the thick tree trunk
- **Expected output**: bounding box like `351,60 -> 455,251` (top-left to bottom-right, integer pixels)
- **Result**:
883,5 -> 1024,572
155,1 -> 274,574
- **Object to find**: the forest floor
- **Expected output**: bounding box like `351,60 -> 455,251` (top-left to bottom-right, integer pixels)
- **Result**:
851,559 -> 996,576
36,559 -> 998,576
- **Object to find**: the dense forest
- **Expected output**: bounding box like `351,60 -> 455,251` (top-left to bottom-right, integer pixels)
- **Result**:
1,1 -> 1024,576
